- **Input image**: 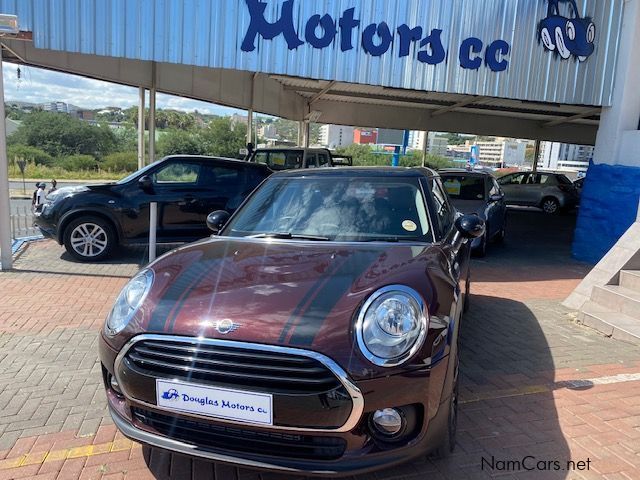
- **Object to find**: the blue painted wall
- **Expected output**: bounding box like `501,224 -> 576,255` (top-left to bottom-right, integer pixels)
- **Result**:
573,163 -> 640,264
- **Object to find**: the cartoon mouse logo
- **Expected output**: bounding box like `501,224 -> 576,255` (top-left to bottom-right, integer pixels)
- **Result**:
538,0 -> 595,61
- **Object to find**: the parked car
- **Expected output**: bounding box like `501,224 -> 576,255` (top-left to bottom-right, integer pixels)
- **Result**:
34,156 -> 272,261
573,176 -> 585,195
246,147 -> 349,170
439,169 -> 507,257
99,167 -> 485,477
496,171 -> 579,214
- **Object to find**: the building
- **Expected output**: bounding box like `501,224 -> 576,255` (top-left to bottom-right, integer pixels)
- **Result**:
408,132 -> 449,156
230,114 -> 248,126
539,142 -> 594,174
354,128 -> 378,145
474,138 -> 527,167
39,101 -> 78,115
319,124 -> 354,148
258,124 -> 278,140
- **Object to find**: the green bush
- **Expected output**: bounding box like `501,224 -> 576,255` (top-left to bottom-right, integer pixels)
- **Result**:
102,152 -> 138,173
59,154 -> 98,171
7,144 -> 54,166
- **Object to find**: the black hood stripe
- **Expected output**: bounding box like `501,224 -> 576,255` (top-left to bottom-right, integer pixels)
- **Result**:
287,250 -> 381,347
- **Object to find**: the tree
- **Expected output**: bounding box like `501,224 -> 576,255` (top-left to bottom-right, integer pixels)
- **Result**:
9,111 -> 117,159
157,130 -> 206,157
200,117 -> 247,158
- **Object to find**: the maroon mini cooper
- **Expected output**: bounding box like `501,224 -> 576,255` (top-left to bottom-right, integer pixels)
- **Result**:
99,167 -> 484,477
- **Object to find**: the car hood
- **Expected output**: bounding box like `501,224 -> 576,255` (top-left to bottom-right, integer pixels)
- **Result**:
449,199 -> 487,219
123,237 -> 454,378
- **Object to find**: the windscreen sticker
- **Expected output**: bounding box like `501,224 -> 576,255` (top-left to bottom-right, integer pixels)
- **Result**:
444,180 -> 461,196
402,220 -> 418,232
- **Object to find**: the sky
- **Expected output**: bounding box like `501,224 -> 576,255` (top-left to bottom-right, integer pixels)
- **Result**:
2,62 -> 245,116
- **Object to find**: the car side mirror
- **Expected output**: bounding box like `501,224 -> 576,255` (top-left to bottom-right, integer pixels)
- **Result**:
138,175 -> 153,192
455,214 -> 486,240
489,193 -> 504,202
206,210 -> 231,234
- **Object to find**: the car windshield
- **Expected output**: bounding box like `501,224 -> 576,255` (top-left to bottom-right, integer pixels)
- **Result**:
254,151 -> 303,171
441,175 -> 486,201
224,177 -> 431,242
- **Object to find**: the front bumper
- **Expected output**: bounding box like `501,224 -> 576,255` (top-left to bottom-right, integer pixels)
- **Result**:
99,334 -> 451,477
33,206 -> 59,242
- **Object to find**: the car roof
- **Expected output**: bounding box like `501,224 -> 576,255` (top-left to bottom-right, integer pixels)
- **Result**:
162,155 -> 269,169
254,147 -> 329,151
271,166 -> 438,178
439,169 -> 493,177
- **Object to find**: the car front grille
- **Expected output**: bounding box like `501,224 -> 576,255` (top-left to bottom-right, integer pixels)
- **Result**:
123,338 -> 343,395
132,408 -> 346,461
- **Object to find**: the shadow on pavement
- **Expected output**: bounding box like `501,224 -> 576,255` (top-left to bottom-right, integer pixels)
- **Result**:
472,208 -> 592,283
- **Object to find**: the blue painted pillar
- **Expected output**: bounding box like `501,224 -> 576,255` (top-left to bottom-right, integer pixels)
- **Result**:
392,146 -> 400,167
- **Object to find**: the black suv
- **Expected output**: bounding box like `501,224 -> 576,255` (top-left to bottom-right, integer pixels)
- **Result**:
35,156 -> 271,261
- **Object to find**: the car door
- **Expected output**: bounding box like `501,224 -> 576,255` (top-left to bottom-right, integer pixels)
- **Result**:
195,163 -> 247,229
487,177 -> 506,235
150,160 -> 204,240
497,173 -> 527,205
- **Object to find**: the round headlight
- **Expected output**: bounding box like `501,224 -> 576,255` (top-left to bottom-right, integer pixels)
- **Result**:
105,270 -> 154,337
356,285 -> 428,367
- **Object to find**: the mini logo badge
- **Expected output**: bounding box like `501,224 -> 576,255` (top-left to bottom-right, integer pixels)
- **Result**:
214,319 -> 241,335
538,0 -> 595,62
161,388 -> 179,401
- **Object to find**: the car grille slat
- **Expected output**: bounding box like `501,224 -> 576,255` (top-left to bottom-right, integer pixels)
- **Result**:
125,338 -> 343,394
132,408 -> 346,461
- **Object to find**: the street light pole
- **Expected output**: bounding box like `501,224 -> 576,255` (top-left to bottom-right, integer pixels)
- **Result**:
0,46 -> 12,270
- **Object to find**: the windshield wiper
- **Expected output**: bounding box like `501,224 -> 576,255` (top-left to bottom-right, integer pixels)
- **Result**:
249,232 -> 330,241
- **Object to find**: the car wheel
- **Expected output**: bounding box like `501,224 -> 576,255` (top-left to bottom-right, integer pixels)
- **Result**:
472,230 -> 487,258
495,218 -> 506,244
541,197 -> 560,215
431,362 -> 459,459
63,216 -> 116,261
555,27 -> 571,59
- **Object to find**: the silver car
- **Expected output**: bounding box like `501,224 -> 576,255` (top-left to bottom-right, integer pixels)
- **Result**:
497,171 -> 579,214
440,170 -> 507,257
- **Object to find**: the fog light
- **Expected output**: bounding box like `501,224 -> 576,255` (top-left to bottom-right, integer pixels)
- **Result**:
109,375 -> 122,395
371,408 -> 404,436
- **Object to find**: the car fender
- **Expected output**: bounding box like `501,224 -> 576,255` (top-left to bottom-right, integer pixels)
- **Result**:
58,207 -> 123,244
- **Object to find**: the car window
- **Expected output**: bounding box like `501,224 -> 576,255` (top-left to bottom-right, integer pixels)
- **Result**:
153,163 -> 200,184
199,165 -> 241,187
245,167 -> 270,190
498,173 -> 526,185
556,174 -> 573,185
441,175 -> 486,201
266,152 -> 303,171
538,174 -> 558,185
317,152 -> 330,167
225,177 -> 431,242
306,153 -> 318,168
431,179 -> 454,234
253,152 -> 268,165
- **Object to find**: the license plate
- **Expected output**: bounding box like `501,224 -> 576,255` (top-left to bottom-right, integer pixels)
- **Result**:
156,379 -> 273,426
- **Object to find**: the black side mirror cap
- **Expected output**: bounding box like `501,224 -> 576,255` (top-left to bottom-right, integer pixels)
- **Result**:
206,210 -> 231,234
139,175 -> 153,191
455,214 -> 486,239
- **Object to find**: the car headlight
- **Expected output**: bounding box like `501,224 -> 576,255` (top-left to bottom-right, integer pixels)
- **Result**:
355,285 -> 428,367
105,270 -> 154,337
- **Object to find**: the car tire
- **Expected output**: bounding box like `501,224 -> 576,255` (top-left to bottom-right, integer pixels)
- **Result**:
495,217 -> 506,244
63,215 -> 116,262
541,197 -> 560,215
555,26 -> 571,59
142,446 -> 304,480
431,361 -> 459,459
472,230 -> 487,258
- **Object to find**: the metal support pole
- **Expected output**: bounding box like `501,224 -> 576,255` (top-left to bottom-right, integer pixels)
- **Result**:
0,48 -> 12,270
302,122 -> 310,147
247,109 -> 254,147
297,121 -> 304,146
421,131 -> 429,167
532,140 -> 541,173
149,202 -> 157,263
392,146 -> 401,167
137,87 -> 146,169
148,86 -> 156,164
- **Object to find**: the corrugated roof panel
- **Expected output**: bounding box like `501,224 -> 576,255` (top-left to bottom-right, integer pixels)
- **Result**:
0,0 -> 623,106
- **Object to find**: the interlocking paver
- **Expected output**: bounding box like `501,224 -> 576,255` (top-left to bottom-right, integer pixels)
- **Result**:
0,210 -> 639,479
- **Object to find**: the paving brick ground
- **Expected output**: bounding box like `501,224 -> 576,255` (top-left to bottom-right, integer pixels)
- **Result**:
0,209 -> 638,479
